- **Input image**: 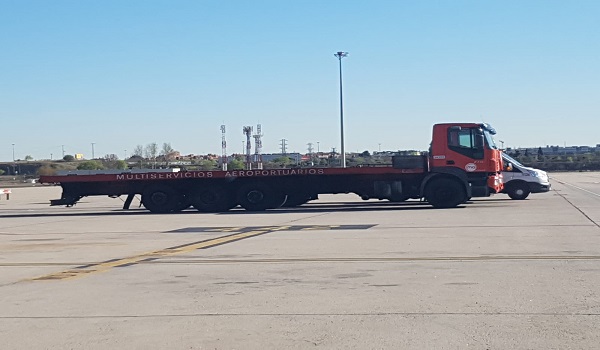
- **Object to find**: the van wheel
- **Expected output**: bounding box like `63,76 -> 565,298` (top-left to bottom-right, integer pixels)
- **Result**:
142,185 -> 182,213
507,182 -> 530,200
237,182 -> 286,211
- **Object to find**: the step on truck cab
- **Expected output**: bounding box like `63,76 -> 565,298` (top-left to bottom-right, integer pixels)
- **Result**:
39,122 -> 504,213
501,152 -> 551,200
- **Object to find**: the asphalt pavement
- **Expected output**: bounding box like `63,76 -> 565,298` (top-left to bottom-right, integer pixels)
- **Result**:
1,172 -> 599,349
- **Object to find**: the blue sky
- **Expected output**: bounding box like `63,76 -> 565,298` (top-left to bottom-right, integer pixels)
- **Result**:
1,0 -> 598,161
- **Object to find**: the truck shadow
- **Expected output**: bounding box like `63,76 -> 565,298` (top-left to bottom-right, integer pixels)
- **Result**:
0,200 -> 481,218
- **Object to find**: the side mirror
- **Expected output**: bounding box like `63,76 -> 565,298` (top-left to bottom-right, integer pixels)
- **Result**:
505,162 -> 513,171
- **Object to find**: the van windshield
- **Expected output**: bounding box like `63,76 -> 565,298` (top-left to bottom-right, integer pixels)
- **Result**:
502,153 -> 524,167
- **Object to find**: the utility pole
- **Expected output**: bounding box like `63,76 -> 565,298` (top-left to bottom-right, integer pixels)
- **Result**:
334,51 -> 348,168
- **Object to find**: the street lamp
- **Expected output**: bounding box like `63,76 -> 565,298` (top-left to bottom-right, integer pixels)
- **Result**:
11,143 -> 15,162
334,51 -> 348,168
91,142 -> 96,159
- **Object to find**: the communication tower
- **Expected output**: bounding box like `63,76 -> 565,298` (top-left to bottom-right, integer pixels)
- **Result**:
220,125 -> 227,171
243,126 -> 253,170
253,124 -> 263,170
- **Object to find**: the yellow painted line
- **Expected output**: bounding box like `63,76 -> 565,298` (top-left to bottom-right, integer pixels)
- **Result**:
28,224 -> 370,282
29,230 -> 269,282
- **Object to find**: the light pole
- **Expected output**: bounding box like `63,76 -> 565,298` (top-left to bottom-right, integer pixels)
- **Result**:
334,51 -> 348,168
91,143 -> 96,159
11,143 -> 15,162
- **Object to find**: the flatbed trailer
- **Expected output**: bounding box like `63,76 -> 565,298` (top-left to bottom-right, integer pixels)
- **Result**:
39,122 -> 504,213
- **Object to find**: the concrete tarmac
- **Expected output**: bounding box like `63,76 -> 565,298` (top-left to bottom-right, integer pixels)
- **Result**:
1,172 -> 599,349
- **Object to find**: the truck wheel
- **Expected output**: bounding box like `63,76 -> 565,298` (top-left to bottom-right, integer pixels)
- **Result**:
388,194 -> 409,202
142,185 -> 182,213
282,193 -> 311,207
190,186 -> 235,212
237,182 -> 286,211
425,178 -> 466,208
507,182 -> 530,200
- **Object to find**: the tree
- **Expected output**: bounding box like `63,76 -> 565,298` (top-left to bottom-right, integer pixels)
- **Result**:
25,155 -> 33,161
197,159 -> 217,170
104,154 -> 119,161
228,159 -> 245,170
0,169 -> 5,175
132,145 -> 144,157
77,160 -> 104,170
161,142 -> 174,156
144,143 -> 158,168
111,160 -> 128,170
272,157 -> 292,168
37,165 -> 55,176
63,155 -> 75,162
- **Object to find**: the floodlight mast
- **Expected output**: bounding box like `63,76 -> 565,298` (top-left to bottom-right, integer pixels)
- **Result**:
334,51 -> 348,168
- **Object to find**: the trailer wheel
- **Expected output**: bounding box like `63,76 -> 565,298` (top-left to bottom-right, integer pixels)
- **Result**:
424,178 -> 466,208
282,193 -> 312,207
506,182 -> 530,200
388,194 -> 409,202
237,182 -> 286,211
190,186 -> 235,212
142,185 -> 182,213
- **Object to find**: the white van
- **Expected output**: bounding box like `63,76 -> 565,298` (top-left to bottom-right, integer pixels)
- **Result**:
501,153 -> 551,200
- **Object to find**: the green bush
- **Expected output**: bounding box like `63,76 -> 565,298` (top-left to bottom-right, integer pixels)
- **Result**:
77,160 -> 104,170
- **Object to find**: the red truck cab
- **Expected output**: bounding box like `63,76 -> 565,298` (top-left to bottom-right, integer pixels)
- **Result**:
429,123 -> 503,196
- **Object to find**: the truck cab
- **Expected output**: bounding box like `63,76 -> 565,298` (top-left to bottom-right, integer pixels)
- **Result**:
501,153 -> 551,200
429,123 -> 504,197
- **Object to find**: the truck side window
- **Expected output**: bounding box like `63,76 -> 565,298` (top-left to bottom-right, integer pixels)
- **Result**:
448,128 -> 484,159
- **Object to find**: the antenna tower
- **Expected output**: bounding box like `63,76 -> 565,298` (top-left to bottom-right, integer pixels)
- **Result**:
220,125 -> 227,171
280,139 -> 288,155
253,124 -> 263,170
243,126 -> 253,170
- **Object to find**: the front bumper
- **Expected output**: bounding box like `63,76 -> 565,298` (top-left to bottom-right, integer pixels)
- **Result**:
529,182 -> 551,193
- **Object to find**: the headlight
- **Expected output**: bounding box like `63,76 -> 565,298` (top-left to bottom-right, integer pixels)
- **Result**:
528,170 -> 539,177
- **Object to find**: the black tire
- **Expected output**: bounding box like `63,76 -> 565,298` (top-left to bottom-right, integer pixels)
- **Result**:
190,186 -> 235,212
424,178 -> 467,208
237,182 -> 286,211
142,185 -> 183,213
388,194 -> 410,202
173,197 -> 191,212
282,193 -> 312,207
507,182 -> 530,200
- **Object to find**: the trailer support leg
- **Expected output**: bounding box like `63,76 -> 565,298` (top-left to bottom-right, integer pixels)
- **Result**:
123,194 -> 136,210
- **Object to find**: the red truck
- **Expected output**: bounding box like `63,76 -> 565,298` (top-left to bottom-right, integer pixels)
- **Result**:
39,122 -> 503,213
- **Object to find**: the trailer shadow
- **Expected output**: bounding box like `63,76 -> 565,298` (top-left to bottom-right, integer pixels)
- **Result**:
0,199 -> 479,219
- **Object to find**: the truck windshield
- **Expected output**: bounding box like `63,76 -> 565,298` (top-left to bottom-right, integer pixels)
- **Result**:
484,131 -> 497,149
